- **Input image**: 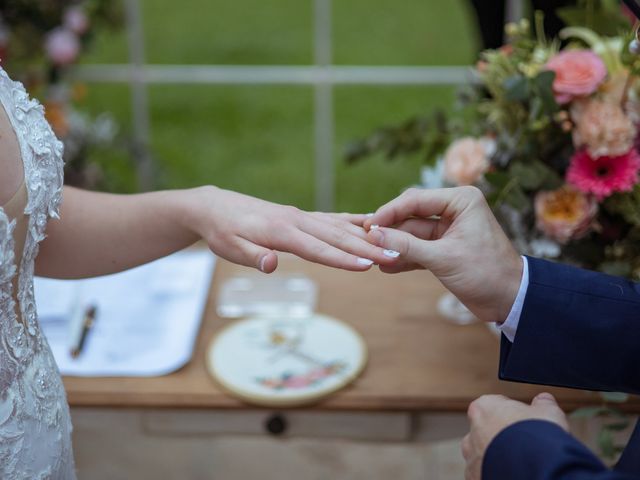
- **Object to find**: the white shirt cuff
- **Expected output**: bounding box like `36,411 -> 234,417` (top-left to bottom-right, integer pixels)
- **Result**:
496,256 -> 529,343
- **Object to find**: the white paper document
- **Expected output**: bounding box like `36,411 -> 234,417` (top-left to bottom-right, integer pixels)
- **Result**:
35,249 -> 216,377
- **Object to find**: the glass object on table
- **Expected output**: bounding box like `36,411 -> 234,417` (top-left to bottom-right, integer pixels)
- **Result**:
437,292 -> 478,326
216,274 -> 317,319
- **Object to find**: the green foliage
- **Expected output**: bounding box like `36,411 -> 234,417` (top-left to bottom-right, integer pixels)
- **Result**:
0,0 -> 129,191
503,75 -> 529,102
557,0 -> 630,35
485,171 -> 528,210
604,186 -> 640,226
508,160 -> 562,191
572,392 -> 632,462
600,392 -> 631,403
344,110 -> 450,167
599,261 -> 633,277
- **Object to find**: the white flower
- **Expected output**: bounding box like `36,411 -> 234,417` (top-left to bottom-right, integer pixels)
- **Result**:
529,238 -> 562,258
420,156 -> 445,189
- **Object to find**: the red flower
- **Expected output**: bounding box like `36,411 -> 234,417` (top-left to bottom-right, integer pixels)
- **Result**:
566,150 -> 640,200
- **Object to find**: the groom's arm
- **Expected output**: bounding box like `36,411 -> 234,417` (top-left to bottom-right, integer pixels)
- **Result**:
484,420 -> 639,480
498,256 -> 640,395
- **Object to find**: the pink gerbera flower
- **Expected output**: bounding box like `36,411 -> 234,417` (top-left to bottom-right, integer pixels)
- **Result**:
566,149 -> 640,200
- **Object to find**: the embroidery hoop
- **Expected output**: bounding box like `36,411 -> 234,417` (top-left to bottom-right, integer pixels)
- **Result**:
206,314 -> 367,407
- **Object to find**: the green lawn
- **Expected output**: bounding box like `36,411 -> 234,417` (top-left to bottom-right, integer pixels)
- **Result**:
82,0 -> 478,212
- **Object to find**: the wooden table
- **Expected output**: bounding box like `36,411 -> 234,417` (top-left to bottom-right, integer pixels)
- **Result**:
63,253 -> 639,413
64,254 -> 639,479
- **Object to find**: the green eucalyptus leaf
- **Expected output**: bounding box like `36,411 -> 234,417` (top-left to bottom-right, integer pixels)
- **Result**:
503,75 -> 529,102
606,421 -> 632,432
484,171 -> 511,190
557,7 -> 628,35
599,262 -> 632,277
598,428 -> 616,459
508,160 -> 561,191
528,97 -> 543,123
533,70 -> 558,112
509,162 -> 544,190
504,184 -> 529,211
485,171 -> 529,210
600,392 -> 630,403
570,406 -> 608,418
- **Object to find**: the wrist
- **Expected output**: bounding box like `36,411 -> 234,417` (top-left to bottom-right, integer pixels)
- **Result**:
171,185 -> 219,243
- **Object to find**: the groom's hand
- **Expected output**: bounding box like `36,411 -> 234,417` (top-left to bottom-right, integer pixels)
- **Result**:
364,186 -> 522,323
462,393 -> 569,480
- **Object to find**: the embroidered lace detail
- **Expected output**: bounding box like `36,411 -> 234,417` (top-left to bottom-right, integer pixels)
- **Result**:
0,67 -> 75,479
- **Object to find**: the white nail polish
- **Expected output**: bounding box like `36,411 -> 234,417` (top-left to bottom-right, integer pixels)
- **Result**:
366,213 -> 375,217
370,224 -> 380,230
383,249 -> 400,258
259,256 -> 267,272
357,258 -> 374,266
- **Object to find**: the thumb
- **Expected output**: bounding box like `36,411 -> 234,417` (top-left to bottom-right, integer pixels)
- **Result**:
531,392 -> 559,408
531,392 -> 569,431
368,226 -> 438,267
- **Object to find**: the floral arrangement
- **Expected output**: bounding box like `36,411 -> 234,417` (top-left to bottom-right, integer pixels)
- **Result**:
346,4 -> 638,460
0,1 -> 128,190
347,8 -> 640,281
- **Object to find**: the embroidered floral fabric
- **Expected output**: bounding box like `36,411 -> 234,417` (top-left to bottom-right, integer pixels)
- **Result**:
0,67 -> 75,479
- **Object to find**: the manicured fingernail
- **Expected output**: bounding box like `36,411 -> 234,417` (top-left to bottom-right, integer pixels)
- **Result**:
383,249 -> 400,258
259,255 -> 268,272
370,224 -> 379,230
366,213 -> 375,217
357,258 -> 374,266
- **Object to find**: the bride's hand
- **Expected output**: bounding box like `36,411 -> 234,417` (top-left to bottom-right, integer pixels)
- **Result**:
185,186 -> 400,273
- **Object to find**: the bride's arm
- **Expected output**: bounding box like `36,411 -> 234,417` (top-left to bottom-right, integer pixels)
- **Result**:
36,185 -> 395,279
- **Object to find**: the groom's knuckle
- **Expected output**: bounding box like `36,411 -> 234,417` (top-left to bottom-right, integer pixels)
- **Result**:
460,185 -> 482,200
402,187 -> 421,202
467,399 -> 479,418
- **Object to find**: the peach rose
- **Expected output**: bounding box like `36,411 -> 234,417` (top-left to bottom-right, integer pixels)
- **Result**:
534,186 -> 597,244
443,137 -> 493,186
545,50 -> 607,104
571,98 -> 636,158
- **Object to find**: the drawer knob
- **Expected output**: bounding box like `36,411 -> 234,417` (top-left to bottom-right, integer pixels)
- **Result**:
265,414 -> 287,436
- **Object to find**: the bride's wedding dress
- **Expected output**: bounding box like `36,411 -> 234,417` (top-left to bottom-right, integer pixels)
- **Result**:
0,66 -> 75,479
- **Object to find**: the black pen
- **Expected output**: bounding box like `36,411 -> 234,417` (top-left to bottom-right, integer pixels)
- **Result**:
70,305 -> 98,359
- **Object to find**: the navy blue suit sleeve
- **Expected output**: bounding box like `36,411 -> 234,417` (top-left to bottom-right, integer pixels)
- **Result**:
484,420 -> 638,480
499,256 -> 640,395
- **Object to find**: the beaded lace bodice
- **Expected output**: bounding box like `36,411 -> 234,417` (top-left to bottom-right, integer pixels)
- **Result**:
0,67 -> 75,479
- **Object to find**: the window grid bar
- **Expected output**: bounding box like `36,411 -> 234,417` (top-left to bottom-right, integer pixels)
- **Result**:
314,0 -> 333,211
72,64 -> 473,85
124,0 -> 153,190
